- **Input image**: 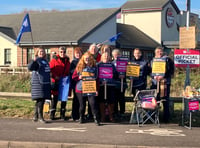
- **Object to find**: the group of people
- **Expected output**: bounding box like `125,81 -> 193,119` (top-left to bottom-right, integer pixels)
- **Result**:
28,44 -> 174,125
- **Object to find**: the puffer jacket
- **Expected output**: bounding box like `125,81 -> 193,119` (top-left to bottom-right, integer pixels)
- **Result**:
28,57 -> 51,100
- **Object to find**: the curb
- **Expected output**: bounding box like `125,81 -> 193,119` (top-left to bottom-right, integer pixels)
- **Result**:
0,140 -> 138,148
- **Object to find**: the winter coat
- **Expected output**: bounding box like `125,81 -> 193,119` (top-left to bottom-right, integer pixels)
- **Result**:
28,57 -> 51,100
49,55 -> 70,95
69,58 -> 79,89
129,57 -> 150,88
72,66 -> 97,95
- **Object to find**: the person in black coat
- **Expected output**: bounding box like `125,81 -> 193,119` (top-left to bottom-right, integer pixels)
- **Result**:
69,47 -> 83,121
150,46 -> 174,123
130,48 -> 150,95
28,47 -> 51,123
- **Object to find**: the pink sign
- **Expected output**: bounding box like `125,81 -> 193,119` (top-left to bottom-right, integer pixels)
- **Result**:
99,67 -> 113,79
116,57 -> 128,73
189,101 -> 199,111
174,49 -> 200,68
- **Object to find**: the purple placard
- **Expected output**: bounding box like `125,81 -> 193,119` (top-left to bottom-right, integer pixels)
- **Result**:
99,67 -> 113,79
189,100 -> 199,111
116,57 -> 128,73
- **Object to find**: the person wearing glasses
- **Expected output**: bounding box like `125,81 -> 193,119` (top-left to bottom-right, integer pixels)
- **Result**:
49,46 -> 70,120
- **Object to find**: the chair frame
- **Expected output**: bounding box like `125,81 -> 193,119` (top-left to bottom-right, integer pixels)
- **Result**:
130,89 -> 161,127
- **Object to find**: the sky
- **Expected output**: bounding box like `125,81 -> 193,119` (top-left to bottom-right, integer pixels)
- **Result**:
0,0 -> 200,16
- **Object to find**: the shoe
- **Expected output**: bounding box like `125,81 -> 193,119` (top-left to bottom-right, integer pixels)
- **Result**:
79,117 -> 84,124
94,119 -> 100,126
32,117 -> 38,122
38,118 -> 46,124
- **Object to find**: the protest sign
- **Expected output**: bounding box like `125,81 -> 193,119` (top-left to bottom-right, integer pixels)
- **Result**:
82,79 -> 96,95
152,58 -> 166,76
126,63 -> 140,78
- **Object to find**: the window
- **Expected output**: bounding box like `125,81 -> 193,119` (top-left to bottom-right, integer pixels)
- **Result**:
4,48 -> 11,65
27,48 -> 34,64
122,50 -> 130,59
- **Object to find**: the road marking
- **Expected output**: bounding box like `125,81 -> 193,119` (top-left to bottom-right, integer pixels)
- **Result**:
126,128 -> 185,136
37,127 -> 87,132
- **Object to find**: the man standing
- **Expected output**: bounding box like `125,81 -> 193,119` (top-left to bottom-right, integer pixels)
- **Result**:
151,47 -> 174,123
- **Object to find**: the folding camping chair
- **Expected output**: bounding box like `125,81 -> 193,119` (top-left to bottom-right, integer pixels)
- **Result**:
130,89 -> 160,127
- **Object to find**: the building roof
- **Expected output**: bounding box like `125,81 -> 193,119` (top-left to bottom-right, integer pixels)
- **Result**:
0,27 -> 16,39
0,8 -> 120,45
117,23 -> 160,49
121,0 -> 180,13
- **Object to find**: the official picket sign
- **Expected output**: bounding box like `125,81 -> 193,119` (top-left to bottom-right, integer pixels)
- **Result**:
174,49 -> 200,68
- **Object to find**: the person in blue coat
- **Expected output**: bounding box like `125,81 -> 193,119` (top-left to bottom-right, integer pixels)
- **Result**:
28,46 -> 51,123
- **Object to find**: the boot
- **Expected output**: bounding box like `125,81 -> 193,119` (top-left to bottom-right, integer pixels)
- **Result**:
94,115 -> 100,126
32,102 -> 38,122
108,104 -> 115,122
38,101 -> 46,123
60,108 -> 66,120
79,114 -> 85,124
50,109 -> 56,120
60,101 -> 66,120
99,103 -> 105,122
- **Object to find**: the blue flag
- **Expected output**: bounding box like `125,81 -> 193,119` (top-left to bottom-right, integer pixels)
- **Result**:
109,32 -> 122,42
16,13 -> 32,44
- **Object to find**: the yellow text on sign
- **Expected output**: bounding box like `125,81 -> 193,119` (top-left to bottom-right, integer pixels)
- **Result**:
126,65 -> 140,77
82,72 -> 94,77
152,61 -> 166,74
82,80 -> 96,94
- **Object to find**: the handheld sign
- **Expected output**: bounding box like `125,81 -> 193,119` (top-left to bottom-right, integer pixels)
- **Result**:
152,58 -> 166,76
98,63 -> 113,100
116,57 -> 128,75
126,63 -> 140,78
116,57 -> 128,92
98,63 -> 113,80
82,71 -> 95,77
82,79 -> 96,96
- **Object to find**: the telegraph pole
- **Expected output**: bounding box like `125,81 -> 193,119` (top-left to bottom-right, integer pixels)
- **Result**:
185,0 -> 191,88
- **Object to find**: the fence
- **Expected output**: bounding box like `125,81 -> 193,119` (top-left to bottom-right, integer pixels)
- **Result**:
0,66 -> 199,98
0,67 -> 30,75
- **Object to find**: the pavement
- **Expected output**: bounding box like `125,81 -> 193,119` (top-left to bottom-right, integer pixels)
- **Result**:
0,92 -> 200,148
0,118 -> 200,148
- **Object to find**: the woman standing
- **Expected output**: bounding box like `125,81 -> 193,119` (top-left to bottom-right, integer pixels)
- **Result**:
28,46 -> 51,123
98,52 -> 118,122
72,51 -> 100,125
49,46 -> 70,120
69,47 -> 83,121
112,49 -> 127,118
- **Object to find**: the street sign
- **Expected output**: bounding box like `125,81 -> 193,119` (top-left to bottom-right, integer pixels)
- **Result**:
174,49 -> 200,68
